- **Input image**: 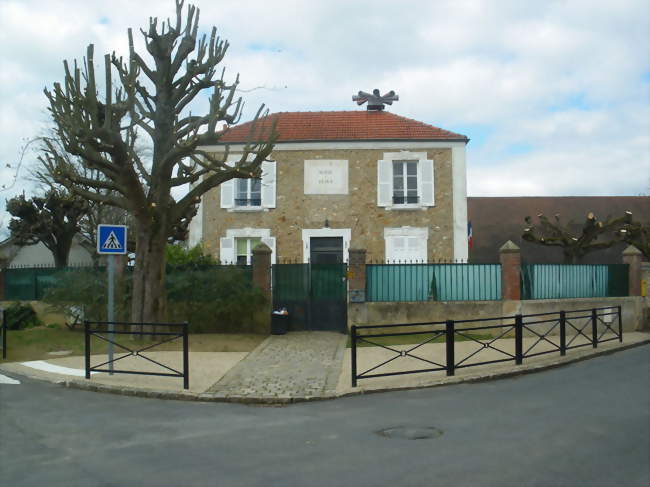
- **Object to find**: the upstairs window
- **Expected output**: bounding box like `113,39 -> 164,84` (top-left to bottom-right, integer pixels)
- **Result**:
235,178 -> 261,207
220,158 -> 276,210
377,151 -> 434,209
392,160 -> 418,205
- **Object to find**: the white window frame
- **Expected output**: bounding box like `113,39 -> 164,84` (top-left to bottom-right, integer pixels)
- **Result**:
384,226 -> 429,263
301,228 -> 352,263
220,154 -> 276,211
377,151 -> 434,210
220,228 -> 276,264
235,178 -> 262,208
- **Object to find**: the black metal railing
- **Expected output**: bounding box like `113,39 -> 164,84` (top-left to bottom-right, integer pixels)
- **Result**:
351,306 -> 622,387
84,321 -> 189,389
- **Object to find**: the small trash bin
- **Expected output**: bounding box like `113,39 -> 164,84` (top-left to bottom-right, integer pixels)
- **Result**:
271,310 -> 289,335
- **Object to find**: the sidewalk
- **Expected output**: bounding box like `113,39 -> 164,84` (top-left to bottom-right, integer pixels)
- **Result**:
1,331 -> 648,403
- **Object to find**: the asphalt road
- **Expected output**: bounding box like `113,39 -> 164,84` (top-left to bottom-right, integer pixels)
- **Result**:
1,345 -> 648,487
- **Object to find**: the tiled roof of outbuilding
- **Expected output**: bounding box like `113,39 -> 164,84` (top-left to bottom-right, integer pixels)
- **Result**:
216,111 -> 468,143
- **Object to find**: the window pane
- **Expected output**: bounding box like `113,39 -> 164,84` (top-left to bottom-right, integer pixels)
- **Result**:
251,178 -> 261,194
236,238 -> 248,255
406,162 -> 417,176
236,256 -> 247,265
236,179 -> 248,199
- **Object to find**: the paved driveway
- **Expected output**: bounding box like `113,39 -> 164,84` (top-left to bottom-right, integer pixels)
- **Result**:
1,345 -> 648,487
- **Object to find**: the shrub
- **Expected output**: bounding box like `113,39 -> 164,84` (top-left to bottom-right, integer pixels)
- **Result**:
4,302 -> 43,330
42,267 -> 131,326
166,264 -> 267,333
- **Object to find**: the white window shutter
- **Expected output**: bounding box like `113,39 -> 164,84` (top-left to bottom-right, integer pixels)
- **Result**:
261,236 -> 276,264
420,159 -> 434,207
220,179 -> 235,208
261,160 -> 276,208
377,159 -> 392,207
219,237 -> 235,264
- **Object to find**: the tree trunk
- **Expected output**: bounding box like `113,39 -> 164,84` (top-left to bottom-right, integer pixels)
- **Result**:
51,235 -> 74,267
131,219 -> 168,330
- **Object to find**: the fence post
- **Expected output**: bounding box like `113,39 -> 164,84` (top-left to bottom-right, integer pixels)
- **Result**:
351,325 -> 358,387
559,311 -> 566,356
591,308 -> 598,348
515,314 -> 523,365
84,320 -> 90,379
348,249 -> 367,304
622,245 -> 642,296
252,243 -> 273,333
182,322 -> 189,390
499,241 -> 521,300
446,320 -> 455,376
617,305 -> 623,342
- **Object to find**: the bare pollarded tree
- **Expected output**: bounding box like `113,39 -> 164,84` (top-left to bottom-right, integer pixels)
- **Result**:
522,211 -> 634,263
42,0 -> 276,323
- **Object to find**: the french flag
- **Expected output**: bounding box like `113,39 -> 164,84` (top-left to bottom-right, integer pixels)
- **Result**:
468,221 -> 473,249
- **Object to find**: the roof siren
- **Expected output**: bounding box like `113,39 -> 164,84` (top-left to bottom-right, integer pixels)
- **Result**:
352,89 -> 399,111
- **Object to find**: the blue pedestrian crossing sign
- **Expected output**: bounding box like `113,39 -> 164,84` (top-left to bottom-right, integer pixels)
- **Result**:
97,225 -> 128,255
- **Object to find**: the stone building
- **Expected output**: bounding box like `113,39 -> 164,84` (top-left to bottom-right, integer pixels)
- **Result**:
190,110 -> 469,265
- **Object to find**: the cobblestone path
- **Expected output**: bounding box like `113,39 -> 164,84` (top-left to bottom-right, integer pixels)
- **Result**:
206,332 -> 347,401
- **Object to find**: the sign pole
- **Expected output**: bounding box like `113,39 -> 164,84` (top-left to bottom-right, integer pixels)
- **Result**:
97,224 -> 127,376
107,254 -> 115,375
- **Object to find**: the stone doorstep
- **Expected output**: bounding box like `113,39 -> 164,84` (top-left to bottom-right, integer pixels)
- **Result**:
1,337 -> 647,405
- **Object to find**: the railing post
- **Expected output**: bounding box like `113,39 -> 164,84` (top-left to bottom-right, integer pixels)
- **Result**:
182,322 -> 189,390
591,308 -> 598,348
515,314 -> 523,365
84,320 -> 90,380
617,305 -> 623,342
351,325 -> 358,387
559,311 -> 566,356
446,320 -> 455,376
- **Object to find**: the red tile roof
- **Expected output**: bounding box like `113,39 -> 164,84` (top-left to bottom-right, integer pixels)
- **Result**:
217,111 -> 468,143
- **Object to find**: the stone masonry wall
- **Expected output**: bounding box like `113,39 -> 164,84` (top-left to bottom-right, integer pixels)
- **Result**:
201,147 -> 455,262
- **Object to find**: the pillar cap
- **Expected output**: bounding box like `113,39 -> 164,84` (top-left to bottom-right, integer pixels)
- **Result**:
252,242 -> 272,254
622,245 -> 642,256
499,240 -> 520,253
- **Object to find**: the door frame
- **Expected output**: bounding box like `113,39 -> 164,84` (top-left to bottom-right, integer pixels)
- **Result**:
301,228 -> 351,263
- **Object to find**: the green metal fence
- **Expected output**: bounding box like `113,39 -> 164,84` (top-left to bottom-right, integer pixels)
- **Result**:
521,264 -> 629,300
3,264 -> 253,301
2,266 -> 97,301
366,263 -> 502,302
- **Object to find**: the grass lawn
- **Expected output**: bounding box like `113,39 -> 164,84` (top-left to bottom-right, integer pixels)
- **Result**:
0,325 -> 266,363
347,332 -> 494,348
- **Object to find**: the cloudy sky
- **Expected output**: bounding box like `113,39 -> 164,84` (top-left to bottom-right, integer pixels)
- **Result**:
0,0 -> 648,236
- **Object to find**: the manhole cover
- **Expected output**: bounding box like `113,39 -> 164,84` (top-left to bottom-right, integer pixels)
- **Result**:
376,426 -> 443,440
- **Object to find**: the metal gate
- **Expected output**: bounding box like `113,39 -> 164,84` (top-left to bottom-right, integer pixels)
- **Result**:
272,263 -> 348,333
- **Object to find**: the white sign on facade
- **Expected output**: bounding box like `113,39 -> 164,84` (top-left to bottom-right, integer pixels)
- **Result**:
304,160 -> 348,195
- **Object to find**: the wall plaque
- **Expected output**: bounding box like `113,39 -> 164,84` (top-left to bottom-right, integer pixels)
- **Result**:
304,160 -> 348,195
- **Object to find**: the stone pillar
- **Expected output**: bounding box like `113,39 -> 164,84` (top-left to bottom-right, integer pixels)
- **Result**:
499,240 -> 521,301
252,243 -> 272,301
348,249 -> 367,303
622,245 -> 643,296
252,243 -> 273,333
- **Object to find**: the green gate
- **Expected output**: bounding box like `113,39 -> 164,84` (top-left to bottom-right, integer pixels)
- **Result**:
272,263 -> 347,333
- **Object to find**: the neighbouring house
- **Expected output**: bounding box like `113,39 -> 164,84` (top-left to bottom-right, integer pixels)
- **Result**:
191,105 -> 469,265
467,196 -> 650,264
0,235 -> 94,268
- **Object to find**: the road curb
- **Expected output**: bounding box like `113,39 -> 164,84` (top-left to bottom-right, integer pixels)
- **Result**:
2,339 -> 648,405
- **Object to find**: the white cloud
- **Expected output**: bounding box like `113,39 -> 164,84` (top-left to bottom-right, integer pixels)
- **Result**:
0,0 -> 648,238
